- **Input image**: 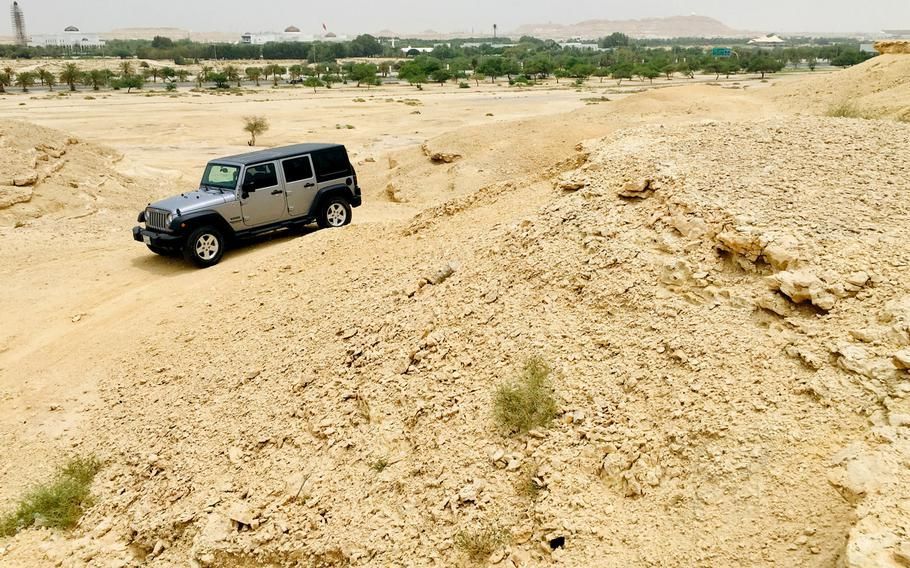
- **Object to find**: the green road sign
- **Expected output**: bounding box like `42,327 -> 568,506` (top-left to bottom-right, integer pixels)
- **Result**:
712,47 -> 732,58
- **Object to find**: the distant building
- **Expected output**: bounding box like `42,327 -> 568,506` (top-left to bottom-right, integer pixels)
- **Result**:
558,42 -> 602,51
860,43 -> 878,54
882,29 -> 910,39
748,34 -> 786,47
460,42 -> 517,49
240,27 -> 348,45
400,46 -> 435,54
28,26 -> 106,49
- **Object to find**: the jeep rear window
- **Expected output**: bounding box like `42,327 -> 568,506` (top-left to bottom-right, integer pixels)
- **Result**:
312,148 -> 350,181
202,163 -> 240,190
282,156 -> 314,183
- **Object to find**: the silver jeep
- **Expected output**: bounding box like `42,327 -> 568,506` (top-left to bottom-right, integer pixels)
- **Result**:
133,143 -> 362,267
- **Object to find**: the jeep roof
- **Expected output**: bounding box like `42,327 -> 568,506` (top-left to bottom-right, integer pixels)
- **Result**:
215,143 -> 346,166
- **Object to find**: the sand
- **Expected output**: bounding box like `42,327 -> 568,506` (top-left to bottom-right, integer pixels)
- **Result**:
0,60 -> 908,567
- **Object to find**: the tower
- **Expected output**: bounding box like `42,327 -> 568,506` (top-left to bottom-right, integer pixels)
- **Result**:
10,1 -> 27,47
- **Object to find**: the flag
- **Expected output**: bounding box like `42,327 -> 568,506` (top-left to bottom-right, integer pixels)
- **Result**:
322,23 -> 327,31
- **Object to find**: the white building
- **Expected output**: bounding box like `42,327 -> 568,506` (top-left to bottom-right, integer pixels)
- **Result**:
28,26 -> 106,49
558,42 -> 602,51
241,26 -> 348,45
748,34 -> 786,47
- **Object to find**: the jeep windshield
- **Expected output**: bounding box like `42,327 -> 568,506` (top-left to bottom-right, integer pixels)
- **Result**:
200,163 -> 240,191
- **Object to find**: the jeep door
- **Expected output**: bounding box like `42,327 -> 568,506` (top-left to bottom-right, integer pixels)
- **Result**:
239,162 -> 286,227
280,155 -> 318,218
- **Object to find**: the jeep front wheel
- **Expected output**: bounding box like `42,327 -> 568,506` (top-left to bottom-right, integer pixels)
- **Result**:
183,226 -> 225,268
317,197 -> 352,229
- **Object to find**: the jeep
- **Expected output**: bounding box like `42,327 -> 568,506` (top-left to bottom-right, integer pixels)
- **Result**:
133,143 -> 362,267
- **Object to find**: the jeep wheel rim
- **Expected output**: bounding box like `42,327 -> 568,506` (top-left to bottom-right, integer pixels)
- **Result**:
195,234 -> 219,260
326,203 -> 347,227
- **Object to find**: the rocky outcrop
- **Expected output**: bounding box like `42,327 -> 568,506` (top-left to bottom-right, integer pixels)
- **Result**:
875,41 -> 910,55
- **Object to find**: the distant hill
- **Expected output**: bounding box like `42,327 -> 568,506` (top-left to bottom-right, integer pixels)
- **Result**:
512,15 -> 752,40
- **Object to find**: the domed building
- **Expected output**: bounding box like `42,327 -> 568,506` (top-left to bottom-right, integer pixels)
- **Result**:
284,25 -> 301,33
64,25 -> 80,32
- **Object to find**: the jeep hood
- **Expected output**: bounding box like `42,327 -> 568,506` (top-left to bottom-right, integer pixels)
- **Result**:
148,190 -> 234,214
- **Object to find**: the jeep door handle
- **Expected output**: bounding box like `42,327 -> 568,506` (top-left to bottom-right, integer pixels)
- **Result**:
271,189 -> 283,195
304,183 -> 315,188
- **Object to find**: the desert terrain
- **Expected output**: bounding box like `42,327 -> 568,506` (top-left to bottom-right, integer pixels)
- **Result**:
0,53 -> 909,568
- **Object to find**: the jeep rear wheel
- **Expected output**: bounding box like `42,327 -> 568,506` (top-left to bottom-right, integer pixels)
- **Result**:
317,197 -> 352,229
183,226 -> 225,268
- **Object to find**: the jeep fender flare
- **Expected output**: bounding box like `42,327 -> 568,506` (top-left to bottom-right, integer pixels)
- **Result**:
171,210 -> 236,240
309,185 -> 355,217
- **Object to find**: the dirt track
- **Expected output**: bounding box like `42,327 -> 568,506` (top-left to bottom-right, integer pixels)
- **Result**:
1,64 -> 909,567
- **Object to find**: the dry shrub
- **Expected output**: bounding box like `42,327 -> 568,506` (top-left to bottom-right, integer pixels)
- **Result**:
454,523 -> 509,562
493,357 -> 558,434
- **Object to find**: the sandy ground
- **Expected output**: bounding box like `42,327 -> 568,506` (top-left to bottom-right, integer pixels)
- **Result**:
0,60 -> 908,567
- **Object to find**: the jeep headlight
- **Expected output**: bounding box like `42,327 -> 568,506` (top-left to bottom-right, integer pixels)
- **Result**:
166,212 -> 176,227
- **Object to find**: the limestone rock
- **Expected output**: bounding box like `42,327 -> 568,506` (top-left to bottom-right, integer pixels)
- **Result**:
773,269 -> 837,311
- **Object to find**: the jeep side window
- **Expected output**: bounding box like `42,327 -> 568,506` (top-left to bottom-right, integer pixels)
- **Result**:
242,163 -> 278,192
282,156 -> 314,182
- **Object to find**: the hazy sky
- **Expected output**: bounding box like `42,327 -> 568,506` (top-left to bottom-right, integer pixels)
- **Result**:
9,0 -> 910,35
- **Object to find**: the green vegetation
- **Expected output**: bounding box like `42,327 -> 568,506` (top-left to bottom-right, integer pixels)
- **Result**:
826,101 -> 882,120
454,523 -> 510,562
370,457 -> 390,473
493,357 -> 558,434
515,463 -> 544,500
0,456 -> 102,537
243,115 -> 269,146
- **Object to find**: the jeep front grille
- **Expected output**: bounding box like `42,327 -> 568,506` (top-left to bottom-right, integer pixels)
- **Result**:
146,209 -> 169,231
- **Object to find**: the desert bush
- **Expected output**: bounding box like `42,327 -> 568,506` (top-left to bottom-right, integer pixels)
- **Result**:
370,457 -> 390,473
826,101 -> 882,120
243,115 -> 269,146
458,81 -> 470,88
515,463 -> 544,500
493,357 -> 558,434
454,523 -> 509,562
0,456 -> 102,537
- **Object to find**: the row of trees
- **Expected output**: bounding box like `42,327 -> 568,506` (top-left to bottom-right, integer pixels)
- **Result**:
0,62 -> 145,93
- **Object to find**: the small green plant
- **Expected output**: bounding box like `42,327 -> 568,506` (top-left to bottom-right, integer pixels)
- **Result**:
0,456 -> 102,537
370,457 -> 390,473
515,463 -> 544,500
165,82 -> 177,92
454,523 -> 509,562
458,81 -> 470,88
493,357 -> 558,434
243,115 -> 269,146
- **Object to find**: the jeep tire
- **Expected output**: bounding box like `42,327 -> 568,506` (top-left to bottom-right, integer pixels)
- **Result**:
317,197 -> 352,229
183,225 -> 225,268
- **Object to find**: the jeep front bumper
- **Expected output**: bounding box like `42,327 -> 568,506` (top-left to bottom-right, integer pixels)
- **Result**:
133,226 -> 183,249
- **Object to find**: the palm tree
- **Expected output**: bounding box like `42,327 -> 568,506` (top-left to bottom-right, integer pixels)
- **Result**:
119,61 -> 133,78
223,65 -> 240,87
197,65 -> 212,88
85,69 -> 110,91
0,71 -> 10,93
175,69 -> 190,82
37,68 -> 56,91
245,67 -> 262,87
59,63 -> 81,92
15,71 -> 35,92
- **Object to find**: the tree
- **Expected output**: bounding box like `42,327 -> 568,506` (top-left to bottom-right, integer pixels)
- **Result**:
243,116 -> 269,146
209,72 -> 229,89
151,35 -> 174,49
160,66 -> 176,83
223,65 -> 241,87
611,62 -> 633,85
661,63 -> 677,80
115,75 -> 144,93
119,61 -> 133,77
747,57 -> 784,79
0,70 -> 10,93
303,76 -> 323,93
477,58 -> 503,83
245,67 -> 262,86
85,69 -> 110,91
15,71 -> 35,92
600,32 -> 631,48
349,63 -> 378,87
37,68 -> 56,91
635,64 -> 659,84
472,72 -> 486,86
60,63 -> 81,91
350,34 -> 382,57
175,69 -> 190,82
430,68 -> 453,85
